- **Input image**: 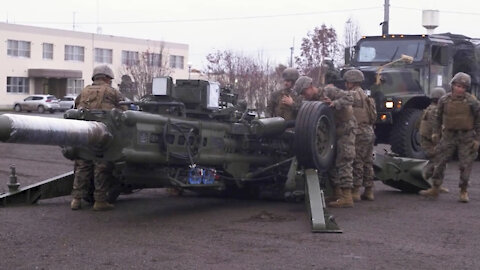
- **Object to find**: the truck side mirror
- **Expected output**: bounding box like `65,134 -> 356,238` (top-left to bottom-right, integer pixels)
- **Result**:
344,47 -> 351,65
440,46 -> 449,66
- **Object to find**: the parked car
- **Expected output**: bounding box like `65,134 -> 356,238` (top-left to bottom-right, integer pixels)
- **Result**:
13,95 -> 60,113
58,95 -> 77,111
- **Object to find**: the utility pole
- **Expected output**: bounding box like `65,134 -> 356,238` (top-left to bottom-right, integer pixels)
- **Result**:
382,0 -> 390,35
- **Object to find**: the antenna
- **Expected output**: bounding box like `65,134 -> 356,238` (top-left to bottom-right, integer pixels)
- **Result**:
72,12 -> 76,31
290,37 -> 295,67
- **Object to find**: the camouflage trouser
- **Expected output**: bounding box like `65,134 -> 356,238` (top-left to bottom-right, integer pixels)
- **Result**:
353,125 -> 375,188
72,159 -> 114,202
431,130 -> 478,188
329,123 -> 355,189
420,135 -> 446,180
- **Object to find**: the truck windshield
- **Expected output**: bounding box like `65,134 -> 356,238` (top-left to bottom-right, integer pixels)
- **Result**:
357,39 -> 425,63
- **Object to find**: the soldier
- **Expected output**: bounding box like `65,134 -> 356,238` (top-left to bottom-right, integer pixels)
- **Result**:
71,65 -> 126,211
420,72 -> 480,202
293,76 -> 356,208
266,68 -> 300,120
418,87 -> 449,193
323,84 -> 357,208
344,70 -> 377,201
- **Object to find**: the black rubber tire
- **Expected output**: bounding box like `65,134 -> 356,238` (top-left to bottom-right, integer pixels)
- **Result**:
14,104 -> 22,112
294,101 -> 336,171
37,105 -> 45,113
390,109 -> 425,159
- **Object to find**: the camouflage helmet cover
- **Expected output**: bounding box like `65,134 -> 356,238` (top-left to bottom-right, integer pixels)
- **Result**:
450,72 -> 471,88
343,69 -> 364,83
293,76 -> 313,95
282,68 -> 300,82
92,65 -> 115,80
430,87 -> 446,99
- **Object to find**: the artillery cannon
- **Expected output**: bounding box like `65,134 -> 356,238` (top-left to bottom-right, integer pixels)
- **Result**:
0,78 -> 340,232
0,77 -> 433,233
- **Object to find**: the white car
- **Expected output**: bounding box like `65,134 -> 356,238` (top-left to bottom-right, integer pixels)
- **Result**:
13,95 -> 60,113
58,95 -> 77,111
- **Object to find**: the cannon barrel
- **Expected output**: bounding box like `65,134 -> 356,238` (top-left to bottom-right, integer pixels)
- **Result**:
0,114 -> 112,147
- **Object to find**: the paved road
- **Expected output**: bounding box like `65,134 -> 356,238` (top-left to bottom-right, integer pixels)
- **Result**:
0,113 -> 479,269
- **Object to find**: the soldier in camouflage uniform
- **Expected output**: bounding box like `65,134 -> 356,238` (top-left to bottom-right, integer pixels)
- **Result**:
420,72 -> 480,203
71,65 -> 125,211
344,70 -> 377,201
294,76 -> 357,207
418,87 -> 449,194
266,68 -> 300,120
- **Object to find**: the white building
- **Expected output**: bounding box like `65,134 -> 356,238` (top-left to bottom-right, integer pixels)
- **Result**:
0,22 -> 189,109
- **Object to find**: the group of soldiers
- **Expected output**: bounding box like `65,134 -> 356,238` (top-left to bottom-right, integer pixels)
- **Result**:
69,65 -> 479,211
268,68 -> 480,207
267,68 -> 377,208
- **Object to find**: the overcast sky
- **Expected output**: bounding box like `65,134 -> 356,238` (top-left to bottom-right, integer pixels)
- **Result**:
3,0 -> 480,69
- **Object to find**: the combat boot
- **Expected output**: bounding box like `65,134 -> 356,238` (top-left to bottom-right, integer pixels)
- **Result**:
361,187 -> 374,201
352,186 -> 361,201
70,198 -> 81,210
459,187 -> 469,203
328,188 -> 354,208
326,186 -> 343,203
93,201 -> 114,211
419,186 -> 440,199
439,186 -> 450,193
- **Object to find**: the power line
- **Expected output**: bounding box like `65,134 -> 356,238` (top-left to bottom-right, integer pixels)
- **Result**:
14,6 -> 381,25
392,5 -> 480,16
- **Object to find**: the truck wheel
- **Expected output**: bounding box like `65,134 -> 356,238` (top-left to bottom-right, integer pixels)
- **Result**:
390,109 -> 425,159
294,101 -> 336,171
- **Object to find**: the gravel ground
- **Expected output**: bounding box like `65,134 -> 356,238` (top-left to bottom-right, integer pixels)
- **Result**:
1,112 -> 479,269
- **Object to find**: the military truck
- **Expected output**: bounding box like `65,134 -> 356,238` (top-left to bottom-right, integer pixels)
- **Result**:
345,33 -> 480,158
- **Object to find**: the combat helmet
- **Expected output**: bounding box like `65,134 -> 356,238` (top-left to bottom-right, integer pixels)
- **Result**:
293,76 -> 313,95
282,68 -> 300,82
450,72 -> 471,88
92,65 -> 115,81
343,69 -> 364,83
430,87 -> 446,99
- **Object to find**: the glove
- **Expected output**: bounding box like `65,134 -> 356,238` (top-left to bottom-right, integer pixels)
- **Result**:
431,133 -> 440,144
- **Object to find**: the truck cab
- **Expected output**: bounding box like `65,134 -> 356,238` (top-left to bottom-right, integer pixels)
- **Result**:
347,33 -> 480,158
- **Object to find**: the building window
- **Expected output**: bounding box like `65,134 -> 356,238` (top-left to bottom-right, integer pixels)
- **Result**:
146,52 -> 162,67
169,55 -> 184,69
122,50 -> 139,66
6,77 -> 29,94
7,40 -> 31,57
67,79 -> 84,95
65,45 -> 85,61
95,48 -> 113,64
43,43 -> 53,59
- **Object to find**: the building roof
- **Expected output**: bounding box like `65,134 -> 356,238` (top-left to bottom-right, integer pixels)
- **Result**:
0,22 -> 188,50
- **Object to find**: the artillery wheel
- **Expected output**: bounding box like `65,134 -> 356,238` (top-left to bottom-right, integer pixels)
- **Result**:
294,101 -> 336,171
390,109 -> 425,159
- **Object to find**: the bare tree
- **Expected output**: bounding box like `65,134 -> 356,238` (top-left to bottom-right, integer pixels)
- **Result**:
295,24 -> 340,86
120,45 -> 172,100
344,17 -> 361,64
205,50 -> 282,114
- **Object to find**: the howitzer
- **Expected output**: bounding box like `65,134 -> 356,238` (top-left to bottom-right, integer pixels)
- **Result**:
0,78 -> 433,232
0,78 -> 340,232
